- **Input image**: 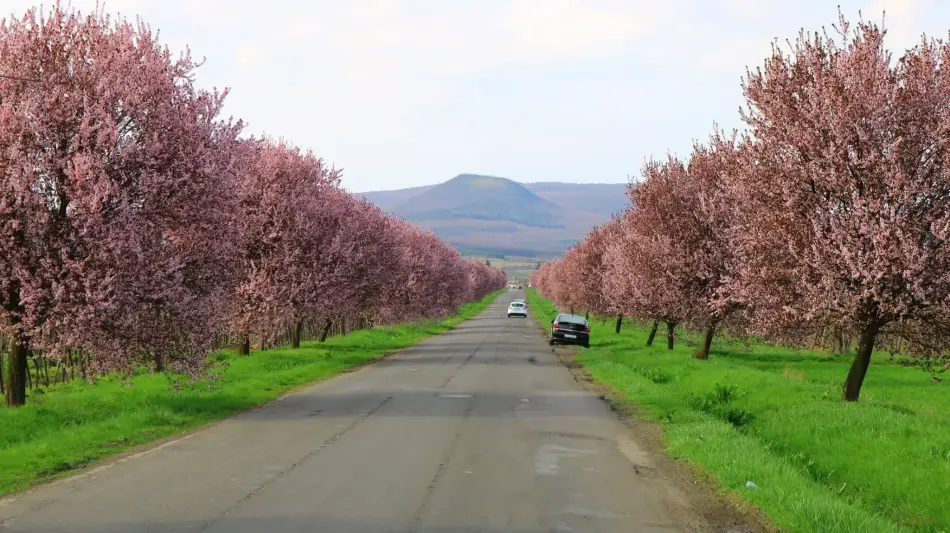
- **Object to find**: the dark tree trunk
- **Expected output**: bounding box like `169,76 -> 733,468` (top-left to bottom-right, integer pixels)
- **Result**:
0,348 -> 4,395
153,351 -> 164,373
291,322 -> 303,349
842,324 -> 881,401
32,355 -> 43,387
340,317 -> 347,337
615,314 -> 623,334
5,329 -> 28,406
79,352 -> 87,380
666,321 -> 676,350
319,319 -> 333,343
239,333 -> 250,356
646,321 -> 659,346
694,324 -> 716,360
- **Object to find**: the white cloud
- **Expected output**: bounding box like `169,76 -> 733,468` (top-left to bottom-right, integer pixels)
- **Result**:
498,0 -> 648,61
863,0 -> 936,50
1,0 -> 947,191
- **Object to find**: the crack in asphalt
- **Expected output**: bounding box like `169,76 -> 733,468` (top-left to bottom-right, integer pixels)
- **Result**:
437,336 -> 487,390
408,395 -> 477,530
196,394 -> 395,532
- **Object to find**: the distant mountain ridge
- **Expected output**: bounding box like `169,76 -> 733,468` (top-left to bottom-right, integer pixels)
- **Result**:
392,174 -> 565,229
358,174 -> 629,258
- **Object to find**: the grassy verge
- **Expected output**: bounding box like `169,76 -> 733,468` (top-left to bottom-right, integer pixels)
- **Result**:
0,290 -> 502,497
526,289 -> 950,533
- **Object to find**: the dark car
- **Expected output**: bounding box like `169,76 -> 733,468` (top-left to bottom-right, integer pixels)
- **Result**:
548,313 -> 590,348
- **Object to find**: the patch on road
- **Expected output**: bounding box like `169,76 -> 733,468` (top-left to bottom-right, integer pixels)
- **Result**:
533,444 -> 597,476
540,430 -> 610,442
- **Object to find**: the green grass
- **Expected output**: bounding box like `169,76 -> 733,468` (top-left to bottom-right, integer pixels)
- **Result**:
526,289 -> 950,533
0,291 -> 502,497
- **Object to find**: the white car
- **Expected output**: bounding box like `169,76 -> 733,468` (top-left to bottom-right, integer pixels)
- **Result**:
507,301 -> 528,318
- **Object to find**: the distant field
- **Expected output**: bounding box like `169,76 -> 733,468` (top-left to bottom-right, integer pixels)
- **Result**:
471,257 -> 538,285
527,289 -> 950,533
465,256 -> 538,284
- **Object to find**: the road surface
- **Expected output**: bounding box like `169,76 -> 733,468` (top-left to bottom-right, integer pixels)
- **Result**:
0,291 -> 714,532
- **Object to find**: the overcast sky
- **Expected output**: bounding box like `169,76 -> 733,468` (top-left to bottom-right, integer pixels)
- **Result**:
1,0 -> 946,192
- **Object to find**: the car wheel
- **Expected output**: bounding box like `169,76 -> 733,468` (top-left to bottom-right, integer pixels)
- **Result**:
583,343 -> 589,348
548,338 -> 555,345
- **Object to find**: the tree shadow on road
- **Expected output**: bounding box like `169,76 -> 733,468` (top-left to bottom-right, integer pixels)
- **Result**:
12,515 -> 562,533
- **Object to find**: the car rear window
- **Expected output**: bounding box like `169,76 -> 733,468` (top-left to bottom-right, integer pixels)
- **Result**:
511,302 -> 524,307
557,314 -> 587,325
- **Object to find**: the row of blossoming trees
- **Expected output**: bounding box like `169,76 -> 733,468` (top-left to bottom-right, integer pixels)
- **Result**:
532,12 -> 950,402
0,5 -> 505,406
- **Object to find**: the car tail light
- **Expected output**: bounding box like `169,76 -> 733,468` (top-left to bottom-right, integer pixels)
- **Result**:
553,322 -> 559,329
584,326 -> 590,333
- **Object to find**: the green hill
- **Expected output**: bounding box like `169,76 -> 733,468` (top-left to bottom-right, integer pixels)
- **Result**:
358,175 -> 629,258
392,174 -> 565,229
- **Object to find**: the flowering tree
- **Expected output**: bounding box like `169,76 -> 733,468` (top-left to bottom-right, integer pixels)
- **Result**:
377,219 -> 471,323
466,259 -> 507,301
600,158 -> 704,350
730,12 -> 950,400
673,135 -> 742,358
568,217 -> 624,329
305,193 -> 397,337
0,2 -> 516,409
0,4 -> 242,405
230,138 -> 341,353
601,206 -> 685,350
531,259 -> 570,311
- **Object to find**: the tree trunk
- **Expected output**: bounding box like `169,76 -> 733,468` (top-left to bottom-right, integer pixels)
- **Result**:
32,355 -> 42,387
842,324 -> 880,401
693,324 -> 715,360
615,314 -> 623,334
43,355 -> 51,387
666,321 -> 676,350
646,321 -> 659,346
5,329 -> 28,406
830,328 -> 843,354
239,333 -> 250,356
79,352 -> 87,380
153,351 -> 164,373
291,322 -> 303,349
340,317 -> 347,337
319,319 -> 333,343
0,349 -> 4,395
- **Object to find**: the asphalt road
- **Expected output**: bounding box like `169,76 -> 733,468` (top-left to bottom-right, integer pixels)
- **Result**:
0,291 -> 711,533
